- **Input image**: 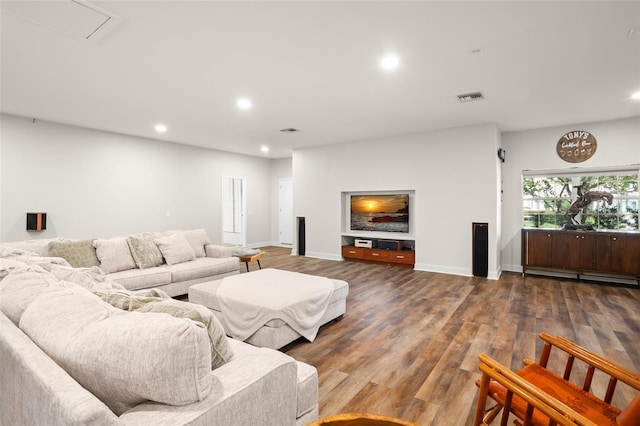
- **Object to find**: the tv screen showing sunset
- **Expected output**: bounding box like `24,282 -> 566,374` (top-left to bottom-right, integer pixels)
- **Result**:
350,194 -> 409,232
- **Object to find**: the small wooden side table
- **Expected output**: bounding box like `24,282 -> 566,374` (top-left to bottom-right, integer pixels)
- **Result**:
238,251 -> 265,272
306,413 -> 419,426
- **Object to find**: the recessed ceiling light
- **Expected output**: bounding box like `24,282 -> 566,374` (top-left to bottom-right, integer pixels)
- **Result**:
631,91 -> 640,100
237,98 -> 252,110
379,54 -> 400,70
260,145 -> 269,154
154,124 -> 167,133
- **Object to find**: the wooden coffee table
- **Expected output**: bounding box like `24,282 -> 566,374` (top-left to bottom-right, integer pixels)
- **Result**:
238,251 -> 265,272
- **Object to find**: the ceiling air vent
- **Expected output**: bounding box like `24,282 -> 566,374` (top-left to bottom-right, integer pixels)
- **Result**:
280,128 -> 300,133
2,0 -> 120,42
457,92 -> 484,103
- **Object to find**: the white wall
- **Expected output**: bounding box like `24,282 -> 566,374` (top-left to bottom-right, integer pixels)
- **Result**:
0,114 -> 273,244
293,123 -> 503,278
501,116 -> 640,272
269,157 -> 292,245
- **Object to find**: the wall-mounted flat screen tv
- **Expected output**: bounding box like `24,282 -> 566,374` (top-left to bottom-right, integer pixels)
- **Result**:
350,194 -> 409,233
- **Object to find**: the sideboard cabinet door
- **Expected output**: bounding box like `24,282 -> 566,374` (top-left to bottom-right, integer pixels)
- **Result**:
610,235 -> 640,276
524,230 -> 553,268
552,232 -> 581,270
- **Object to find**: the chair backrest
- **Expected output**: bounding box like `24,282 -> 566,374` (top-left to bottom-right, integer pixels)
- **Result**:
476,353 -> 598,426
537,333 -> 640,405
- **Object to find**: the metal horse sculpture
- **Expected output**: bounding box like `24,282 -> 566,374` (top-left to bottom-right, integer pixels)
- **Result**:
565,185 -> 614,225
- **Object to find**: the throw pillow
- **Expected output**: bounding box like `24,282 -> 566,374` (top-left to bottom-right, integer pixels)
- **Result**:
181,229 -> 211,258
48,240 -> 100,268
19,283 -> 212,415
154,233 -> 196,265
93,238 -> 137,274
127,235 -> 163,269
135,298 -> 234,369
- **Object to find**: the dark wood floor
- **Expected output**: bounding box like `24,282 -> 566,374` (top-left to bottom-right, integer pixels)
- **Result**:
248,246 -> 640,425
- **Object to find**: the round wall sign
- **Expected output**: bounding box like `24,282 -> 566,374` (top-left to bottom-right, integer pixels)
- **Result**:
556,130 -> 597,163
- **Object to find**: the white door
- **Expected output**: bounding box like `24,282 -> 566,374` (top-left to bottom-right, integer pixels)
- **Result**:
279,178 -> 293,245
222,176 -> 246,246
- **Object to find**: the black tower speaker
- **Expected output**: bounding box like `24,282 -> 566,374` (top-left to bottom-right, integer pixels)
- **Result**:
472,222 -> 488,277
297,217 -> 306,256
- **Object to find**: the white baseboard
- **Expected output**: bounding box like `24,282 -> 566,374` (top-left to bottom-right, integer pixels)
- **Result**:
303,251 -> 343,261
502,264 -> 523,273
414,263 -> 472,277
488,266 -> 502,280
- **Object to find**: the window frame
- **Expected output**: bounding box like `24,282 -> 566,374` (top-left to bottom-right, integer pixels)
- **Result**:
522,166 -> 639,231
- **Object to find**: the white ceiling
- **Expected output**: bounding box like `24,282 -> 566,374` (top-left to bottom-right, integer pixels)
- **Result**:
2,1 -> 639,159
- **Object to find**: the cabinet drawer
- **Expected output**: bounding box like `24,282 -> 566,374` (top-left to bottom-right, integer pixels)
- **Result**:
387,251 -> 415,264
342,246 -> 364,259
364,249 -> 389,260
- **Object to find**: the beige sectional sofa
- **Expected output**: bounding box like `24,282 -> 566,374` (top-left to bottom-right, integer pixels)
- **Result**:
1,229 -> 240,296
0,246 -> 319,426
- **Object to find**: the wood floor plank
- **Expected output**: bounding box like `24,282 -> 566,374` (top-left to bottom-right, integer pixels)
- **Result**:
252,246 -> 640,425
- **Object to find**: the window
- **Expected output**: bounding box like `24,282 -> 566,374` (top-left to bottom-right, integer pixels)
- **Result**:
523,171 -> 639,230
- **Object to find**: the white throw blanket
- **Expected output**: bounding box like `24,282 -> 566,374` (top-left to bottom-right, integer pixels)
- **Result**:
217,268 -> 334,342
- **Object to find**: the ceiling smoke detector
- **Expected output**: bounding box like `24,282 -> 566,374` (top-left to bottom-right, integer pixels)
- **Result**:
457,92 -> 485,103
280,128 -> 300,133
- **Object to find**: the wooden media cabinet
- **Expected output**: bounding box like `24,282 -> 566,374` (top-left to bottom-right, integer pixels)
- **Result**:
341,245 -> 415,268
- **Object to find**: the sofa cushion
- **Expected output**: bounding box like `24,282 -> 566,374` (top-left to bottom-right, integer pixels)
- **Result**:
0,238 -> 69,257
93,289 -> 233,369
106,266 -> 172,291
93,238 -> 137,273
154,233 -> 196,265
44,263 -> 125,292
166,257 -> 239,283
205,244 -> 234,258
0,256 -> 30,280
181,229 -> 211,258
127,235 -> 163,269
0,267 -> 62,325
19,282 -> 212,416
136,298 -> 234,369
48,240 -> 100,268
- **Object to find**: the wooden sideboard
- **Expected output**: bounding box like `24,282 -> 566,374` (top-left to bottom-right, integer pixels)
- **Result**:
521,228 -> 640,282
341,245 -> 415,268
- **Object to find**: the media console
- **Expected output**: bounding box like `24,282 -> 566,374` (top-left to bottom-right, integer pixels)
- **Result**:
341,236 -> 415,268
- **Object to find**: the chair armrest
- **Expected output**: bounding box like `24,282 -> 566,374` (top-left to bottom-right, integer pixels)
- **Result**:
205,244 -> 234,258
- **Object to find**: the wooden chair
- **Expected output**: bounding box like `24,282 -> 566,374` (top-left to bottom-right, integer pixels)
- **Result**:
473,333 -> 640,426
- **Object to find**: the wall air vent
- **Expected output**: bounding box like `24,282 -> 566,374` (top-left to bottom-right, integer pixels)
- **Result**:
280,128 -> 300,133
457,92 -> 485,103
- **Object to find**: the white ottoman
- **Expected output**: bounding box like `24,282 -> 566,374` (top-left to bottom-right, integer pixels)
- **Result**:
189,269 -> 349,349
